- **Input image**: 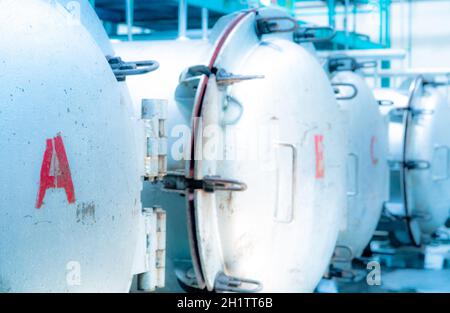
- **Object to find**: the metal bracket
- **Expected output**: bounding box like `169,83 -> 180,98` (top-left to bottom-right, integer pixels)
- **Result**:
328,56 -> 377,73
214,272 -> 263,293
163,174 -> 247,194
332,82 -> 358,100
108,56 -> 159,81
294,26 -> 336,43
256,16 -> 298,36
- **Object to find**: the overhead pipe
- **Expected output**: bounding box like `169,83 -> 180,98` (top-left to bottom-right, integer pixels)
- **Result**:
178,0 -> 188,40
126,0 -> 134,41
201,8 -> 209,41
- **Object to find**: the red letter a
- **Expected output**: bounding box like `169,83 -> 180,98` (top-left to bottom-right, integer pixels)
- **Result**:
35,134 -> 75,209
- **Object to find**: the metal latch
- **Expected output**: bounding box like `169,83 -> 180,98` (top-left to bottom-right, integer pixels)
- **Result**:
388,160 -> 431,171
180,65 -> 264,87
256,16 -> 298,35
390,107 -> 433,118
142,99 -> 168,180
108,56 -> 159,81
404,160 -> 431,170
214,272 -> 263,293
328,56 -> 377,73
137,207 -> 166,292
163,174 -> 247,193
216,68 -> 264,87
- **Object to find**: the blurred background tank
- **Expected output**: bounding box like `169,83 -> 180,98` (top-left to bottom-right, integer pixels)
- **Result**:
326,56 -> 390,263
375,77 -> 450,246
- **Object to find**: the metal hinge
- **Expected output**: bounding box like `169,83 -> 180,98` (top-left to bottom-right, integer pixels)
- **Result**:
137,207 -> 166,292
108,56 -> 159,81
142,99 -> 168,180
163,174 -> 247,193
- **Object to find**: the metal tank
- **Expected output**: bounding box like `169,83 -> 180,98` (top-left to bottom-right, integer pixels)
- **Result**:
374,77 -> 450,246
116,8 -> 347,292
326,57 -> 390,260
0,0 -> 159,292
55,0 -> 114,56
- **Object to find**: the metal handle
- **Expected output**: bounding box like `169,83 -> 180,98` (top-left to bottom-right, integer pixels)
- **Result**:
328,56 -> 377,73
432,145 -> 450,181
222,95 -> 244,126
332,83 -> 358,100
256,16 -> 298,35
294,26 -> 336,43
108,56 -> 160,81
347,153 -> 359,197
274,143 -> 298,223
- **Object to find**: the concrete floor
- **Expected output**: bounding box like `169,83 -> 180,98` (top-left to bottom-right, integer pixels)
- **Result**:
321,268 -> 450,293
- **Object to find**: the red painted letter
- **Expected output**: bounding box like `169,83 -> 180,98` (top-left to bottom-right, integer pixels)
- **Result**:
36,134 -> 75,208
315,135 -> 325,179
370,135 -> 379,166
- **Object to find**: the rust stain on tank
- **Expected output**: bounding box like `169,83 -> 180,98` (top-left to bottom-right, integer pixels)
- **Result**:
218,192 -> 235,216
76,202 -> 96,225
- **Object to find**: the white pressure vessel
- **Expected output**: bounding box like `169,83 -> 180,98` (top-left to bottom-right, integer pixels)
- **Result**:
116,8 -> 348,292
328,61 -> 390,259
0,0 -> 144,292
374,78 -> 450,245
